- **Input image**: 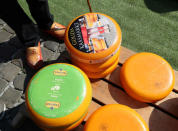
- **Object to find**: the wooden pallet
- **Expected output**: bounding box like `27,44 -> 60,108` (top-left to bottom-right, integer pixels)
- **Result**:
73,46 -> 178,131
12,46 -> 178,131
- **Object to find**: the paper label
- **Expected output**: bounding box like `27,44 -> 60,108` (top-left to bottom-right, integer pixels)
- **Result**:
28,64 -> 86,118
68,13 -> 117,53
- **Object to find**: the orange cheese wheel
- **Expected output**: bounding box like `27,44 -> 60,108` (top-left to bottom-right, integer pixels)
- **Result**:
84,55 -> 119,79
120,53 -> 175,102
25,63 -> 92,130
64,12 -> 122,63
44,111 -> 88,131
84,104 -> 149,131
71,48 -> 120,72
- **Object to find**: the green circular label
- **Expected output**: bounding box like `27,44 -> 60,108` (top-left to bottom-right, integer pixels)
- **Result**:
27,64 -> 86,118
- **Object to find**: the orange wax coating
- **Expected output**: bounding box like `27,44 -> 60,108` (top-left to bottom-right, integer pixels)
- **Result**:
71,48 -> 120,72
84,104 -> 149,131
120,52 -> 175,102
25,63 -> 92,131
82,54 -> 119,79
64,13 -> 122,61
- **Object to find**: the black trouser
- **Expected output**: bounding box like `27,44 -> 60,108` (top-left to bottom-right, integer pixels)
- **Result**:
0,0 -> 54,47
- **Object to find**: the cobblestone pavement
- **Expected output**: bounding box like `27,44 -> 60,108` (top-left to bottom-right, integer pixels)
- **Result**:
0,19 -> 71,131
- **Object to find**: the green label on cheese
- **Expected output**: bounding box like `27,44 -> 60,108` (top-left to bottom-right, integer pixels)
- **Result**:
27,64 -> 86,118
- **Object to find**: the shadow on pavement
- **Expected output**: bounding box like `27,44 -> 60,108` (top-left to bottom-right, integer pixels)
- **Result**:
0,103 -> 43,131
0,37 -> 22,63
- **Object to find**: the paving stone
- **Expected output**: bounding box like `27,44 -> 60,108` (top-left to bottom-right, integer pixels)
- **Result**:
0,43 -> 18,61
53,52 -> 61,61
0,24 -> 4,30
14,98 -> 25,108
0,19 -> 5,25
58,43 -> 67,53
41,45 -> 69,64
44,52 -> 61,65
0,63 -> 6,71
41,47 -> 56,61
0,87 -> 22,108
0,19 -> 5,30
3,103 -> 21,123
0,78 -> 8,94
0,30 -> 12,43
0,101 -> 6,120
0,63 -> 21,82
18,98 -> 25,104
11,49 -> 25,69
44,41 -> 59,52
3,25 -> 15,34
11,59 -> 24,70
13,74 -> 27,91
21,93 -> 25,100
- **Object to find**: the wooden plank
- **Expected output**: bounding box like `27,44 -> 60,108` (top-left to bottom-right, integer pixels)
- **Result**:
91,80 -> 150,114
105,65 -> 122,87
105,66 -> 178,118
84,100 -> 101,121
148,108 -> 178,131
119,46 -> 178,91
156,92 -> 178,118
91,80 -> 178,131
119,46 -> 136,64
73,101 -> 101,130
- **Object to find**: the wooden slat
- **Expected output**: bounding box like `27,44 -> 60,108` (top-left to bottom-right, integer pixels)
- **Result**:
91,80 -> 150,114
105,65 -> 122,87
156,92 -> 178,118
148,108 -> 178,131
84,101 -> 101,121
73,101 -> 102,130
119,46 -> 178,92
119,46 -> 136,63
105,66 -> 178,118
91,80 -> 178,131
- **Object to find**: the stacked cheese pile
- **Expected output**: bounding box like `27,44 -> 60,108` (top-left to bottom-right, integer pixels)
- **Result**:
64,13 -> 122,79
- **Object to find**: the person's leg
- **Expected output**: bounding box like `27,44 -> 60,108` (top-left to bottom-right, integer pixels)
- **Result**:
0,0 -> 43,69
0,0 -> 40,47
26,0 -> 53,30
26,0 -> 66,39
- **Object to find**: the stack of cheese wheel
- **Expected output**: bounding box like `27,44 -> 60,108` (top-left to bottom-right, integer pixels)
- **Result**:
25,63 -> 92,131
64,13 -> 122,79
120,53 -> 175,102
84,104 -> 149,131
